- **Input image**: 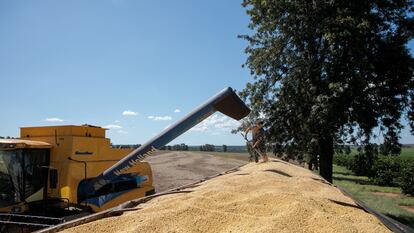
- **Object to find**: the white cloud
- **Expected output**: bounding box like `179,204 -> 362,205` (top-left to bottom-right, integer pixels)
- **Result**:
44,117 -> 65,122
114,120 -> 120,123
148,115 -> 172,121
190,113 -> 239,134
174,109 -> 181,113
104,124 -> 122,129
117,130 -> 128,134
122,110 -> 138,116
191,125 -> 208,132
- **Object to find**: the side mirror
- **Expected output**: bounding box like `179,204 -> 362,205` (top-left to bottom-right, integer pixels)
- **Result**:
49,169 -> 58,189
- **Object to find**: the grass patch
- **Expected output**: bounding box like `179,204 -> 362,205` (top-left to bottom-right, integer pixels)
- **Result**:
336,147 -> 414,158
333,164 -> 414,228
401,147 -> 414,157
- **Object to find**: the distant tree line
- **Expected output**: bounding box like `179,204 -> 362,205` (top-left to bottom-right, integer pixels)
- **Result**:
199,144 -> 215,152
0,136 -> 16,139
158,144 -> 230,152
335,142 -> 403,157
159,143 -> 189,151
172,143 -> 189,151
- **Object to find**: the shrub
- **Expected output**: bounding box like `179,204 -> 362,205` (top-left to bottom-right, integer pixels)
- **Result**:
349,152 -> 376,176
333,154 -> 354,168
398,160 -> 414,196
369,156 -> 400,186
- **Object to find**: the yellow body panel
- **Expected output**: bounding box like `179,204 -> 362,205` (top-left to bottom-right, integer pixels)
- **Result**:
17,125 -> 154,212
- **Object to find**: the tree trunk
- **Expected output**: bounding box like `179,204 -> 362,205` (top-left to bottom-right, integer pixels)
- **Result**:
318,136 -> 333,183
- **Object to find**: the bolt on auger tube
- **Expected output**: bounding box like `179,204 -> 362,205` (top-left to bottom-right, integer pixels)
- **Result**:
78,87 -> 250,203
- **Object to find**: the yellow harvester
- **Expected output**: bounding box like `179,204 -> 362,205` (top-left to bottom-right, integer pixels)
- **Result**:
0,125 -> 154,216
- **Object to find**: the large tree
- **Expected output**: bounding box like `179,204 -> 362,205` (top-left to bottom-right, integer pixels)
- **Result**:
240,0 -> 414,182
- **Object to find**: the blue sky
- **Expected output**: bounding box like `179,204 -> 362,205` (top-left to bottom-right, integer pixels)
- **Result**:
0,0 -> 413,145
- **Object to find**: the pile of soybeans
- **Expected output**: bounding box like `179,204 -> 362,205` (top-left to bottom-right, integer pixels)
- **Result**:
63,159 -> 390,233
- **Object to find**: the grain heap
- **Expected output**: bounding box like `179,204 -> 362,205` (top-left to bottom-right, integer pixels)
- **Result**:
63,159 -> 390,233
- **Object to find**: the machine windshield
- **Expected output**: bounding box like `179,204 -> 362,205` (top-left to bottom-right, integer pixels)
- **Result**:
0,149 -> 48,208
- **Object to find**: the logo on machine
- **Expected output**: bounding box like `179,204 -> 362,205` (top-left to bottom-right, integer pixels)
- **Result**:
114,146 -> 157,176
75,151 -> 93,155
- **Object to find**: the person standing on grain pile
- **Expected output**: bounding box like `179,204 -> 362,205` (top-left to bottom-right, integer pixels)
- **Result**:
245,121 -> 269,163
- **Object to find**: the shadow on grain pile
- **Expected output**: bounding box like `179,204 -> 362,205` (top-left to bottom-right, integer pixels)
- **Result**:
62,159 -> 391,233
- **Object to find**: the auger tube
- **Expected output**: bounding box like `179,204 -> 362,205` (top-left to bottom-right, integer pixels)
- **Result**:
78,87 -> 250,201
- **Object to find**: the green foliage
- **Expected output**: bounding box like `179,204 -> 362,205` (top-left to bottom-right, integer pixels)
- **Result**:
333,145 -> 354,169
349,152 -> 374,176
334,152 -> 414,188
222,144 -> 228,152
240,0 -> 414,182
347,144 -> 378,176
369,156 -> 401,186
338,145 -> 352,155
333,154 -> 354,168
380,140 -> 402,156
398,160 -> 414,195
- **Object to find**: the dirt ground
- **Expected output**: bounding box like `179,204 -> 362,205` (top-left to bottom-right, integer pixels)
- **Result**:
370,192 -> 400,198
145,151 -> 248,192
399,205 -> 414,213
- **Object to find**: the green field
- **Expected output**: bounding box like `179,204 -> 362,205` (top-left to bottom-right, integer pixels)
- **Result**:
338,147 -> 414,158
400,147 -> 414,157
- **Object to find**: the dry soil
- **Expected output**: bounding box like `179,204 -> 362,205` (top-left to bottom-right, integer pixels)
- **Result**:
146,151 -> 248,192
